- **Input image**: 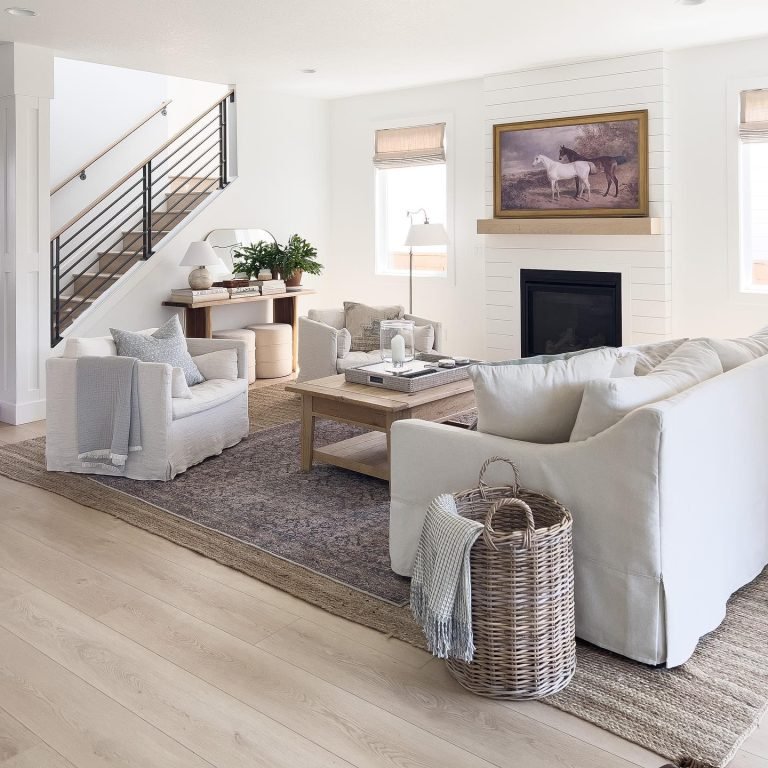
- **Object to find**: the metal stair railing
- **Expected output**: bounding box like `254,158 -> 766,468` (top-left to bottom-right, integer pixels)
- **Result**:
50,89 -> 235,346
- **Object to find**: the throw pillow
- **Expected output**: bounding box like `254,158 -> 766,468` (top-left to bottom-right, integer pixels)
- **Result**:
336,328 -> 352,359
627,338 -> 688,375
570,339 -> 723,442
698,326 -> 768,371
468,347 -> 621,444
344,301 -> 403,352
413,325 -> 435,354
110,315 -> 203,386
171,367 -> 192,398
612,351 -> 638,378
192,348 -> 238,381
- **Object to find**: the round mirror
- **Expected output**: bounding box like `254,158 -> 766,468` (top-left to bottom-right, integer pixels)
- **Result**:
204,228 -> 277,276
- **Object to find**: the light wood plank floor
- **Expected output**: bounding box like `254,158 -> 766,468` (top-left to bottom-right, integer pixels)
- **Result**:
0,414 -> 767,768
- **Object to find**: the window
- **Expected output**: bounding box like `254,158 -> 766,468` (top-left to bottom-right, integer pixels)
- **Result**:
740,89 -> 768,290
374,122 -> 448,277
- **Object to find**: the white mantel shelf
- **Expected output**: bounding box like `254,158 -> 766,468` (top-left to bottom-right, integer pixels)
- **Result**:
476,217 -> 663,236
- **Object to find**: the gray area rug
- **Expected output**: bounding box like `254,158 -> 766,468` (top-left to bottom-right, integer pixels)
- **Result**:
96,419 -> 408,604
0,383 -> 766,768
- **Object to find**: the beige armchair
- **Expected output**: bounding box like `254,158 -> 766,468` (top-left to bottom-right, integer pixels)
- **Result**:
297,307 -> 443,382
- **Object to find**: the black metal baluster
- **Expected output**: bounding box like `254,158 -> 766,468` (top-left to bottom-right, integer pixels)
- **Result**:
142,162 -> 152,259
51,237 -> 61,346
219,98 -> 228,189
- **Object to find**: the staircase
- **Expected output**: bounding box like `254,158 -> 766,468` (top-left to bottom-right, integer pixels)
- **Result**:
50,91 -> 235,345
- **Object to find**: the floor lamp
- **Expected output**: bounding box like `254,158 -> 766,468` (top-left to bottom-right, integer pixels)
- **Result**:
404,209 -> 448,314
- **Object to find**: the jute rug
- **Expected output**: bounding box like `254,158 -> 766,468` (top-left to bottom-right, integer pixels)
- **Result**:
0,383 -> 766,768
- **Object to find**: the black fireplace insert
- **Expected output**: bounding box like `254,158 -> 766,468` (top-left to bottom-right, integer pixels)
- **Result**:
520,269 -> 622,357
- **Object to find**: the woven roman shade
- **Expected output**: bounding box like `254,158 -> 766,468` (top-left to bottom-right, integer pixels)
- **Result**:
373,123 -> 446,168
740,89 -> 768,143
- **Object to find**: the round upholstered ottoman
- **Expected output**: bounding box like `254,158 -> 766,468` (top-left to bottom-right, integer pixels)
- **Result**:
246,323 -> 293,379
212,328 -> 256,384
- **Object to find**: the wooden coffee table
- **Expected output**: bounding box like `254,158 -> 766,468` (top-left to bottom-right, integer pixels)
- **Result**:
286,374 -> 475,481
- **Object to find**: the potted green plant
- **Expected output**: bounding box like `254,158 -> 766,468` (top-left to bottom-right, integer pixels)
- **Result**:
280,234 -> 323,287
231,240 -> 282,279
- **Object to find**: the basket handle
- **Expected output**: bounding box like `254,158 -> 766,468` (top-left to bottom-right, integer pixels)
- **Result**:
478,457 -> 520,500
483,497 -> 535,551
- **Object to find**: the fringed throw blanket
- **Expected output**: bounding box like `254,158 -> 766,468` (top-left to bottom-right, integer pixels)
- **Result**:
410,493 -> 483,661
76,356 -> 142,472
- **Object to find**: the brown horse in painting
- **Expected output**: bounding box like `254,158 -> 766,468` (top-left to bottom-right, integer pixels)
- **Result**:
559,145 -> 627,198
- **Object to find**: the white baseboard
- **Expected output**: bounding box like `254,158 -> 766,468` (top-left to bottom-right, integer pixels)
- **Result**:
0,398 -> 46,425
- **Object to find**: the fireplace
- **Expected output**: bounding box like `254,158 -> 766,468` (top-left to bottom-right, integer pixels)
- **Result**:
520,269 -> 622,357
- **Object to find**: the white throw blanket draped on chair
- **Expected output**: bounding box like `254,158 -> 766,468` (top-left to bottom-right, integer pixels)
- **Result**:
410,493 -> 483,661
76,356 -> 142,472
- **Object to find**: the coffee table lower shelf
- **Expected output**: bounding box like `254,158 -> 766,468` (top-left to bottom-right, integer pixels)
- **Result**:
313,432 -> 389,481
287,374 -> 475,483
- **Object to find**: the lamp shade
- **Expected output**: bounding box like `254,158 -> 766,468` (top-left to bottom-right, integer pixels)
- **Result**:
404,222 -> 448,247
180,241 -> 222,267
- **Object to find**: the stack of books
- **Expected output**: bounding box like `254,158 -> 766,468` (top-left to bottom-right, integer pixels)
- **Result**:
170,287 -> 229,304
250,279 -> 286,295
228,285 -> 262,298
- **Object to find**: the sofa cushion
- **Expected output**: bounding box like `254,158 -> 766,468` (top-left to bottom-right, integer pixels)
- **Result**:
699,326 -> 768,371
62,335 -> 117,358
344,301 -> 404,352
192,348 -> 239,381
308,307 -> 345,330
171,378 -> 246,420
336,350 -> 382,372
414,324 -> 435,354
111,316 -> 203,386
570,339 -> 723,441
468,347 -> 621,444
171,367 -> 192,398
628,338 -> 688,375
337,328 -> 352,359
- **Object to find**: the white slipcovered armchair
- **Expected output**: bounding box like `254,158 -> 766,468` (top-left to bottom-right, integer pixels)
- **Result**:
46,334 -> 250,481
297,307 -> 443,382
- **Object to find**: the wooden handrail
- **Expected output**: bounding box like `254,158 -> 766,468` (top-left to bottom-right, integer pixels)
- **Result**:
51,89 -> 234,240
51,99 -> 173,195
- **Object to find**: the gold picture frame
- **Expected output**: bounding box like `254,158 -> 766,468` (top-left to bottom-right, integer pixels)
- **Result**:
493,109 -> 649,218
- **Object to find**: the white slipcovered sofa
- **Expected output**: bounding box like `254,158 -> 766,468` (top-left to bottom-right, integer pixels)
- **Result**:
390,353 -> 768,667
297,308 -> 443,382
46,334 -> 250,481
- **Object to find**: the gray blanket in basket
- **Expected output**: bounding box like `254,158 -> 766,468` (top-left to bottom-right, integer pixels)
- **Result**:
76,356 -> 142,472
410,493 -> 483,662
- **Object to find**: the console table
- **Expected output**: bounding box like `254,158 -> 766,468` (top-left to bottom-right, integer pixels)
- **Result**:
163,289 -> 316,371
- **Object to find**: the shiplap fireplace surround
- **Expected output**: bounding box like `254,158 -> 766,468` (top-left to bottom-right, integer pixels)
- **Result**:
481,51 -> 671,360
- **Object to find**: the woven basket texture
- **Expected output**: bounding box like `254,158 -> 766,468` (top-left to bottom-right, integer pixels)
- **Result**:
446,457 -> 576,700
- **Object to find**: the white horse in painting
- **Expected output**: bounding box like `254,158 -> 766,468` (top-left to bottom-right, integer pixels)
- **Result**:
533,154 -> 591,202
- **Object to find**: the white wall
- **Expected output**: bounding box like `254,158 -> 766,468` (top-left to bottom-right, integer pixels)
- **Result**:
482,52 -> 672,359
671,35 -> 768,338
50,59 -> 229,233
70,85 -> 330,337
50,59 -> 169,231
327,79 -> 486,358
0,43 -> 53,424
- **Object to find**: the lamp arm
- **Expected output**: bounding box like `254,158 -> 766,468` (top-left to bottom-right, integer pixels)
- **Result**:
406,208 -> 429,225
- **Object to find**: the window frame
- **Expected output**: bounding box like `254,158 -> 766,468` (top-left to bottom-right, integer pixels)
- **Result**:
728,77 -> 768,302
371,113 -> 454,281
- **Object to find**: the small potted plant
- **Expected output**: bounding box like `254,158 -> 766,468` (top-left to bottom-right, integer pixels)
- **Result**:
280,234 -> 323,287
232,240 -> 282,279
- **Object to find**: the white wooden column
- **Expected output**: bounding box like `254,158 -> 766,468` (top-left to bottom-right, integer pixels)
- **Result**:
0,43 -> 53,424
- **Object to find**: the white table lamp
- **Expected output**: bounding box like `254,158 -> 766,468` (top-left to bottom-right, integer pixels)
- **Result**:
180,241 -> 222,289
404,210 -> 448,313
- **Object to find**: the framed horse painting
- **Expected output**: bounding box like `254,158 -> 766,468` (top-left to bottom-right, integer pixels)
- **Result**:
493,109 -> 649,218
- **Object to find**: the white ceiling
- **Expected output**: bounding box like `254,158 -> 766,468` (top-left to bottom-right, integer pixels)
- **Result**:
2,0 -> 768,98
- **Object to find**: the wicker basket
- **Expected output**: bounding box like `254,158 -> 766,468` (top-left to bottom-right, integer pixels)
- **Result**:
446,457 -> 576,700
